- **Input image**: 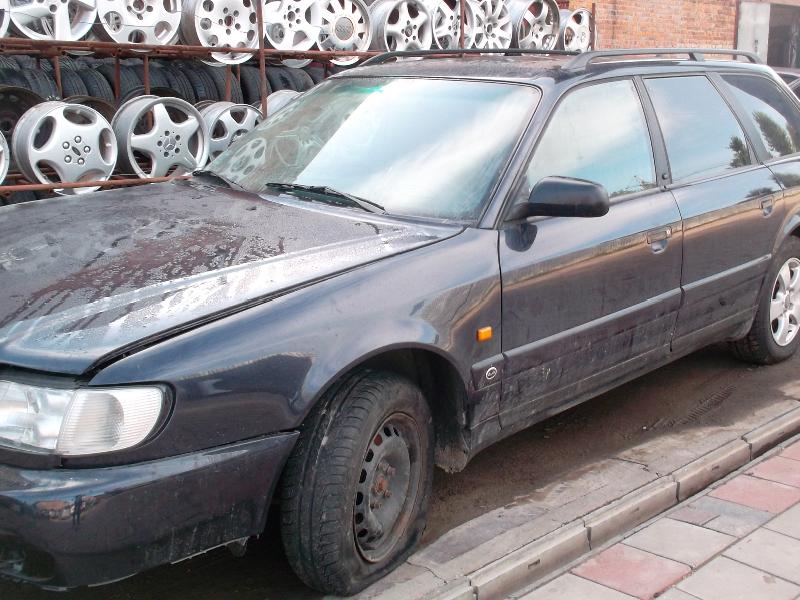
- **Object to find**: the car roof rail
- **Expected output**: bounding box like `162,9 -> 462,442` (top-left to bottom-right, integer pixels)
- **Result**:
564,48 -> 764,72
361,48 -> 580,66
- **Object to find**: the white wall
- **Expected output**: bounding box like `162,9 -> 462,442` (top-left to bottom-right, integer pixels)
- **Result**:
738,1 -> 772,61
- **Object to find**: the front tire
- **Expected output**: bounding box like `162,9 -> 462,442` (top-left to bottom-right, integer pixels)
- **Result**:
280,371 -> 433,595
731,237 -> 800,364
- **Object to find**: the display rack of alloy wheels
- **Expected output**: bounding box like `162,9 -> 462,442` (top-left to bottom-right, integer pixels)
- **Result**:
0,0 -> 596,201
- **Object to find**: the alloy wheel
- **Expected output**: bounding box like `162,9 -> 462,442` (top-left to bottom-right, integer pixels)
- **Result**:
771,257 -> 800,347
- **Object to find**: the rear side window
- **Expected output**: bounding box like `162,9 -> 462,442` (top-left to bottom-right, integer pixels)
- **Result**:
522,79 -> 656,200
645,76 -> 752,182
722,74 -> 800,159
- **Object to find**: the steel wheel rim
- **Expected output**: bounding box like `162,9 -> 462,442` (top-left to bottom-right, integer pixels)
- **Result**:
263,0 -> 322,52
771,257 -> 800,347
510,0 -> 557,49
11,101 -> 117,195
113,95 -> 209,178
353,412 -> 422,564
426,0 -> 475,50
95,0 -> 181,46
0,131 -> 8,185
558,7 -> 592,52
471,0 -> 511,49
181,0 -> 264,64
369,0 -> 433,52
200,101 -> 262,163
314,0 -> 372,65
10,0 -> 97,41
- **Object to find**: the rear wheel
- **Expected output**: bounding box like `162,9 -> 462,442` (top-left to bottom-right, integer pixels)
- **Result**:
280,370 -> 433,595
731,237 -> 800,364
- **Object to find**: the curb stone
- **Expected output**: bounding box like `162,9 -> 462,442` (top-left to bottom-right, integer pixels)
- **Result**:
419,405 -> 800,600
743,409 -> 800,457
584,477 -> 677,547
672,439 -> 750,501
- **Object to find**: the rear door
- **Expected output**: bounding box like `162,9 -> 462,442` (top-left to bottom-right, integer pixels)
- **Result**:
642,75 -> 784,353
498,78 -> 683,427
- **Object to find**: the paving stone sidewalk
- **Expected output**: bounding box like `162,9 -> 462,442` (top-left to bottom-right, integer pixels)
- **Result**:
522,439 -> 800,600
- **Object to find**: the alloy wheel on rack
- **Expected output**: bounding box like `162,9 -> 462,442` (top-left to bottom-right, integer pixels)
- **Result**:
181,0 -> 264,65
11,101 -> 117,195
265,88 -> 300,115
426,0 -> 475,49
509,0 -> 558,49
369,0 -> 433,51
0,0 -> 10,38
471,0 -> 511,49
314,0 -> 372,65
113,95 -> 209,178
558,7 -> 593,52
200,101 -> 261,163
263,0 -> 322,61
0,85 -> 44,141
95,0 -> 181,46
10,0 -> 97,41
0,131 -> 9,185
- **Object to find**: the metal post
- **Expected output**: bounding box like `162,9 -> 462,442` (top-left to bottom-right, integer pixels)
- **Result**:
459,0 -> 466,49
225,65 -> 233,101
255,0 -> 269,116
142,54 -> 151,95
52,55 -> 63,97
114,56 -> 121,102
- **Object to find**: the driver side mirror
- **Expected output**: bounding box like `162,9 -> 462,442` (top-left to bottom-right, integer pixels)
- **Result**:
506,176 -> 610,221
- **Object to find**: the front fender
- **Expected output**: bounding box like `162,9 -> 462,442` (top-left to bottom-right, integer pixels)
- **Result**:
88,227 -> 501,464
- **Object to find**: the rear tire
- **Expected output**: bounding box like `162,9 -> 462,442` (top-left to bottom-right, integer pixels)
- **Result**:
280,370 -> 433,595
731,237 -> 800,364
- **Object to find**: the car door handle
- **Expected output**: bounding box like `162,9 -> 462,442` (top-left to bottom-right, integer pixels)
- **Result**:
646,227 -> 672,253
761,197 -> 775,216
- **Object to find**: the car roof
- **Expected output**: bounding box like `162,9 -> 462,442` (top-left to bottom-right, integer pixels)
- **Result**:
338,49 -> 773,87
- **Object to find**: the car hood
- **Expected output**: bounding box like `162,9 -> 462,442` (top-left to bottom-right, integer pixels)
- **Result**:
0,181 -> 458,375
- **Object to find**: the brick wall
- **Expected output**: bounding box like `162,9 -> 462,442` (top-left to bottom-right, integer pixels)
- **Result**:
592,0 -> 738,49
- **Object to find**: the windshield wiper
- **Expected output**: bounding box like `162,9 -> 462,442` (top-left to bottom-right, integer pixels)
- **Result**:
193,170 -> 244,191
264,182 -> 386,214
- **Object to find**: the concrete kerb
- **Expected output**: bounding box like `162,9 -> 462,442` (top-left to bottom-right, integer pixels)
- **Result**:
420,406 -> 800,600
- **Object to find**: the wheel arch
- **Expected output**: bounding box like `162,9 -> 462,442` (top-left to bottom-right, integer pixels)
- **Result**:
308,344 -> 472,473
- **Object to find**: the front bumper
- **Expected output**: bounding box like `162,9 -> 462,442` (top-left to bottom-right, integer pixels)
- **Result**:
0,432 -> 298,589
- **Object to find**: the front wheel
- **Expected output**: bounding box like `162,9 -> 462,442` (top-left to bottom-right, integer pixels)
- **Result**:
731,237 -> 800,364
280,371 -> 433,595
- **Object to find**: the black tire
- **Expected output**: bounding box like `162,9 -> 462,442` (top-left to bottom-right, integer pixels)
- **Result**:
239,65 -> 271,105
60,69 -> 88,97
22,70 -> 59,99
161,65 -> 197,104
98,64 -> 141,101
731,237 -> 800,364
76,68 -> 116,103
285,67 -> 315,91
178,62 -> 218,102
280,370 -> 433,596
304,63 -> 327,85
266,65 -> 297,92
0,68 -> 29,88
201,64 -> 244,104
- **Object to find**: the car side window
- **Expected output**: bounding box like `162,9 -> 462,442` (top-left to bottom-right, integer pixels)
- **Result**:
520,79 -> 657,202
644,76 -> 752,183
722,74 -> 800,159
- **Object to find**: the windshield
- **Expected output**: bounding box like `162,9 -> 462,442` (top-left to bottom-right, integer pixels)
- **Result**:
207,77 -> 539,221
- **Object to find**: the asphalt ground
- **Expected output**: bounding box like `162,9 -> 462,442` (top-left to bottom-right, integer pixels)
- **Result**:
3,344 -> 797,599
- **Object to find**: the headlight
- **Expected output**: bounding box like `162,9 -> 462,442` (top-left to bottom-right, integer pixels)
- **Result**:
0,381 -> 165,456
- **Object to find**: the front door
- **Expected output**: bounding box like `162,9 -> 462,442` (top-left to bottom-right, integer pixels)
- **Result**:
499,78 -> 683,427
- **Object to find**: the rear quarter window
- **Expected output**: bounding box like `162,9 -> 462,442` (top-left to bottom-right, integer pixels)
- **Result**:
722,73 -> 800,159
